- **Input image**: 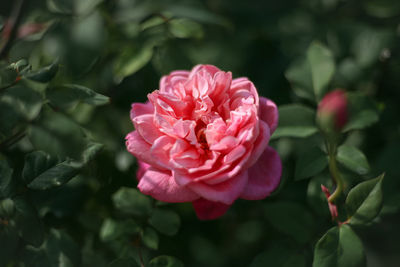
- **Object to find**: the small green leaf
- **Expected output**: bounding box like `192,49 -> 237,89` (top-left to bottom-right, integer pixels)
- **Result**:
1,84 -> 44,120
149,255 -> 184,267
149,209 -> 180,236
13,196 -> 44,247
295,147 -> 328,180
24,63 -> 58,83
24,143 -> 103,190
141,226 -> 159,250
0,198 -> 15,217
346,174 -> 384,225
22,151 -> 58,184
272,104 -> 318,139
313,225 -> 365,267
337,145 -> 370,175
307,42 -> 335,101
108,258 -> 140,267
113,46 -> 153,82
264,202 -> 315,244
342,93 -> 379,132
169,18 -> 204,39
112,187 -> 153,217
25,158 -> 79,190
47,84 -> 109,109
44,229 -> 81,267
285,57 -> 314,102
100,219 -> 140,242
0,66 -> 17,89
0,159 -> 14,199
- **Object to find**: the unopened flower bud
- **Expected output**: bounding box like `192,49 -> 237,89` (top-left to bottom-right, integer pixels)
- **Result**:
317,89 -> 348,132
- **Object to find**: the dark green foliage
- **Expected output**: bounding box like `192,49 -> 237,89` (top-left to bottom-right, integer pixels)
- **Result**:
0,0 -> 399,266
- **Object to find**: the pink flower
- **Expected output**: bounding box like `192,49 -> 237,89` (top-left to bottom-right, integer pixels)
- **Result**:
317,89 -> 348,130
126,64 -> 282,220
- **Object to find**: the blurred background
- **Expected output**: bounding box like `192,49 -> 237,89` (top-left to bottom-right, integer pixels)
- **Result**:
1,0 -> 400,266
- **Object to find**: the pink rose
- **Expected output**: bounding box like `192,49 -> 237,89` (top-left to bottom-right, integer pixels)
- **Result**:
126,64 -> 282,220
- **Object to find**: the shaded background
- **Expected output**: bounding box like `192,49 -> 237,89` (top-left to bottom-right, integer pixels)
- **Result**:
1,0 -> 400,266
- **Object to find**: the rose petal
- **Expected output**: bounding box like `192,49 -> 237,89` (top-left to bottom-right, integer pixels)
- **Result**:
133,114 -> 163,144
192,198 -> 231,220
259,96 -> 278,133
150,135 -> 176,168
137,161 -> 150,181
130,102 -> 154,121
240,147 -> 282,200
187,171 -> 248,204
125,131 -> 167,170
243,120 -> 271,169
138,167 -> 199,202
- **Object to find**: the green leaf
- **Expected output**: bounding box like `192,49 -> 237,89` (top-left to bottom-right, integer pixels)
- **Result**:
13,196 -> 44,247
149,209 -> 180,236
113,46 -> 153,82
313,225 -> 365,267
264,202 -> 315,244
112,187 -> 153,217
272,104 -> 318,139
346,174 -> 384,225
0,65 -> 17,89
100,219 -> 140,242
47,84 -> 110,109
337,145 -> 370,175
295,147 -> 328,180
0,198 -> 15,217
24,154 -> 79,190
24,63 -> 58,83
285,57 -> 314,102
351,29 -> 392,68
141,226 -> 159,250
44,229 -> 81,267
307,42 -> 335,101
149,255 -> 184,267
1,84 -> 44,120
169,18 -> 204,39
0,159 -> 14,199
24,143 -> 103,190
108,258 -> 140,267
342,93 -> 379,132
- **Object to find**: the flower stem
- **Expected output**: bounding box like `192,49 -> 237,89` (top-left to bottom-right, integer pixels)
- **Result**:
327,143 -> 344,203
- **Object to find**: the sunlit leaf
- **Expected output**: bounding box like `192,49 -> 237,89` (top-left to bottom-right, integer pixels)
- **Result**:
24,62 -> 58,83
346,174 -> 384,225
272,104 -> 318,139
307,42 -> 335,101
47,84 -> 109,109
337,145 -> 370,175
112,187 -> 153,217
313,225 -> 365,267
295,146 -> 328,180
141,226 -> 159,250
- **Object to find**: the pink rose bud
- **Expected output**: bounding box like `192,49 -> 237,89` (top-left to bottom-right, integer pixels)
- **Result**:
317,89 -> 348,131
126,64 -> 282,220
